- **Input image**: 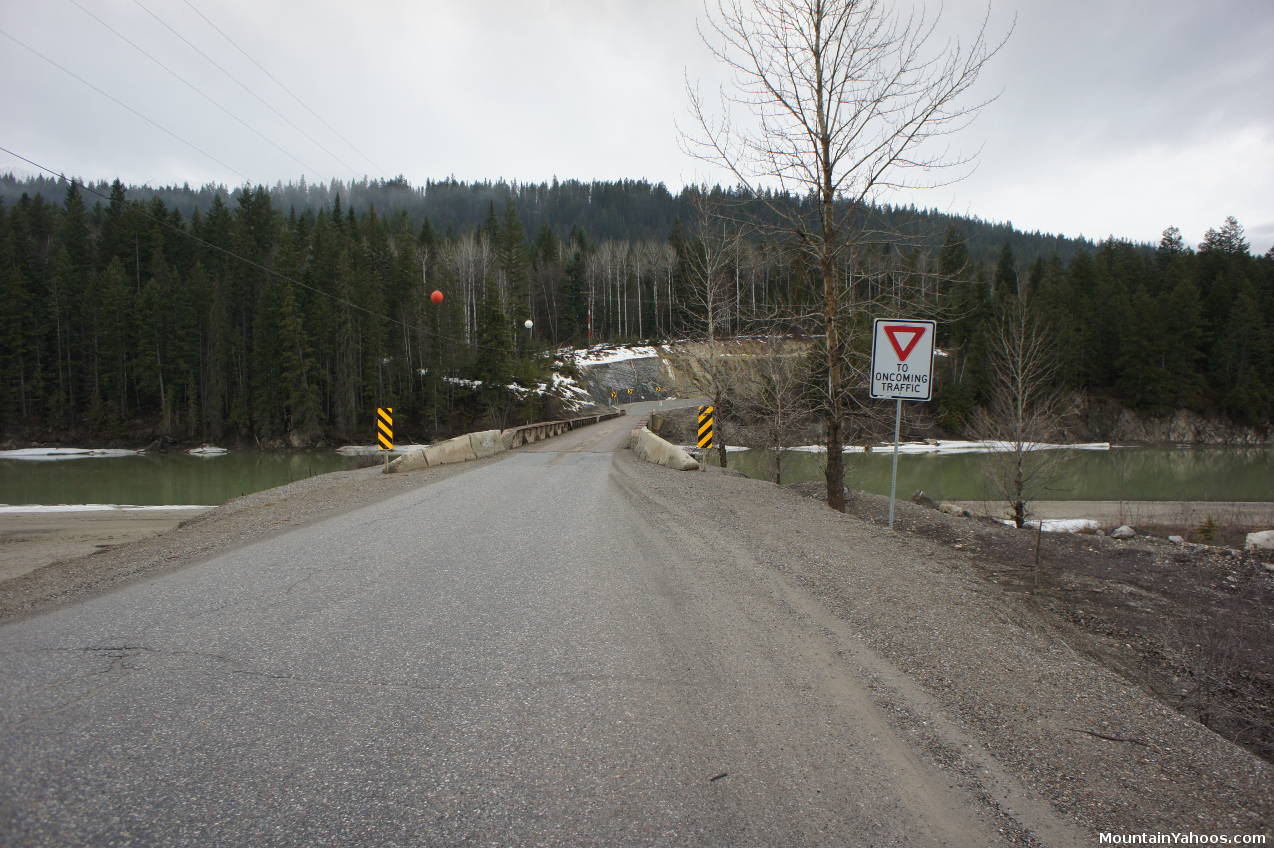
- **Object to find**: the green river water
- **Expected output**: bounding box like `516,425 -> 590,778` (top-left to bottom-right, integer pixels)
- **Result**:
0,452 -> 368,506
720,446 -> 1274,502
0,446 -> 1271,507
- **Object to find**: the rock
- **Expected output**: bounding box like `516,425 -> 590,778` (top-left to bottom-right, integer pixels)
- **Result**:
938,502 -> 971,518
1095,529 -> 1105,536
1168,535 -> 1186,544
1110,525 -> 1136,539
911,491 -> 938,509
1244,530 -> 1274,551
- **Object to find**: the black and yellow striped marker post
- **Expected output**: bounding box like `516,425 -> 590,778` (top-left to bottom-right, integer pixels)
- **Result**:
697,405 -> 715,472
376,407 -> 393,472
376,407 -> 393,449
697,405 -> 715,450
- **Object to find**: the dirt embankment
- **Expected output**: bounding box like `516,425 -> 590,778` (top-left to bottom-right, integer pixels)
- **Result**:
790,482 -> 1274,767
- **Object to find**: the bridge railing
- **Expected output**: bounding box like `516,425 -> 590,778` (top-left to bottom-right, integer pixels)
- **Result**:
501,410 -> 626,449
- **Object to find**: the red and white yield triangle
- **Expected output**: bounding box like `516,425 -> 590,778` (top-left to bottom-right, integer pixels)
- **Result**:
883,324 -> 925,362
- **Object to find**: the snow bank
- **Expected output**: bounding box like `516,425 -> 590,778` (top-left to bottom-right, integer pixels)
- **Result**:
187,446 -> 228,456
999,518 -> 1100,533
788,444 -> 867,454
0,448 -> 143,461
0,504 -> 210,513
866,440 -> 1112,455
571,345 -> 659,365
780,440 -> 1111,455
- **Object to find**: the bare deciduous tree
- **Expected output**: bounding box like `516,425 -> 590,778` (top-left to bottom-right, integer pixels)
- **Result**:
669,194 -> 745,466
686,0 -> 1006,510
973,297 -> 1065,528
734,334 -> 814,482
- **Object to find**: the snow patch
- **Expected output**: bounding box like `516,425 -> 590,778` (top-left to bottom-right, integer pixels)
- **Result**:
0,448 -> 143,461
788,444 -> 867,454
780,440 -> 1111,455
867,440 -> 1112,455
571,344 -> 659,366
999,518 -> 1100,533
0,504 -> 211,513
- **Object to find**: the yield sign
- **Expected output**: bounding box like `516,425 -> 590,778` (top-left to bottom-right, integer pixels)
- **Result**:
883,325 -> 925,362
870,318 -> 936,401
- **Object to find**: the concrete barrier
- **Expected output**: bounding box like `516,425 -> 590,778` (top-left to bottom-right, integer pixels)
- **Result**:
630,426 -> 699,471
387,410 -> 626,472
502,411 -> 625,448
390,448 -> 431,472
425,434 -> 478,466
468,429 -> 504,458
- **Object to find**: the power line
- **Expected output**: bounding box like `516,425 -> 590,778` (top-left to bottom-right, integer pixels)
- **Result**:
130,0 -> 362,179
0,26 -> 250,184
181,0 -> 383,175
65,0 -> 321,179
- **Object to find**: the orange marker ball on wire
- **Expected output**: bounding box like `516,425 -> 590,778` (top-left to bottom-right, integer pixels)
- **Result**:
430,290 -> 444,305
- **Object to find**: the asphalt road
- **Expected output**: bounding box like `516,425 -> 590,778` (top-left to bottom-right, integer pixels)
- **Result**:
0,403 -> 1012,847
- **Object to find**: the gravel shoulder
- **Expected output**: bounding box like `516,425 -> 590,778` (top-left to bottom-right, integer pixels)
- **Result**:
0,455 -> 507,623
613,450 -> 1273,840
3,423 -> 1270,840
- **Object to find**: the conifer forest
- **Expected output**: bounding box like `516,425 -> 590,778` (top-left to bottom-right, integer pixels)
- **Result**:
0,174 -> 1270,445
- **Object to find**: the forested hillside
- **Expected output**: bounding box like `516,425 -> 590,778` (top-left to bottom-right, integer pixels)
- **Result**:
0,175 -> 1270,445
1,173 -> 1096,266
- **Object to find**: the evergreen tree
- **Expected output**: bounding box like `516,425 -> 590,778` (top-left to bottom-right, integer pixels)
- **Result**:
0,225 -> 35,427
497,199 -> 531,331
1199,216 -> 1250,255
473,284 -> 514,425
278,281 -> 321,440
993,242 -> 1017,299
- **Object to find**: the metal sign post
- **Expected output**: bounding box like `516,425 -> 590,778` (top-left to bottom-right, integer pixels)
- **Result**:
888,398 -> 902,527
869,319 -> 936,529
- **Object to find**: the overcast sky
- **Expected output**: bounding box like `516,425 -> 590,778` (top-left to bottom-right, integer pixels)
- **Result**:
3,0 -> 1272,252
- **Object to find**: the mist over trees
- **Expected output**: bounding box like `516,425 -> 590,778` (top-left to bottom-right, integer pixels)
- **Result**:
0,174 -> 1270,445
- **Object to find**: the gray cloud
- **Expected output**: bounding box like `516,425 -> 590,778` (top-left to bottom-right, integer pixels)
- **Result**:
2,0 -> 1270,251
